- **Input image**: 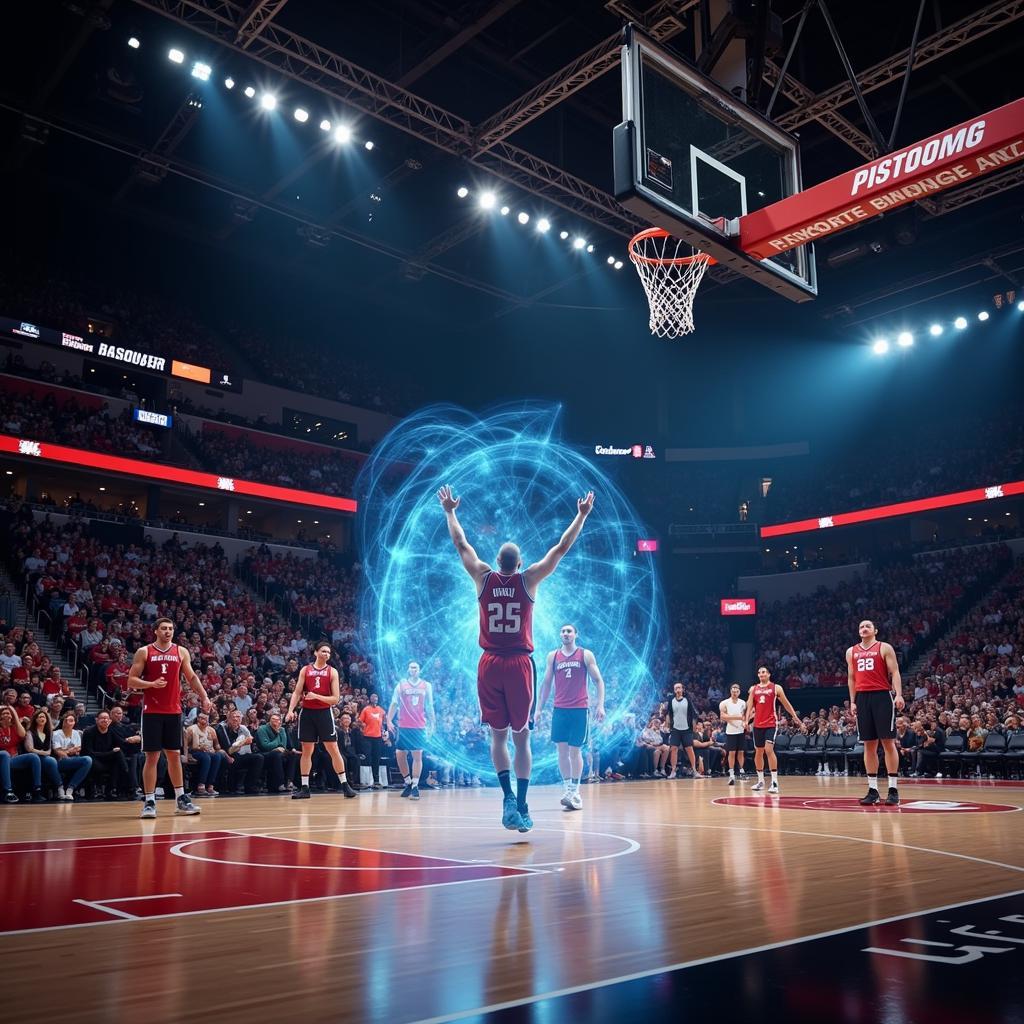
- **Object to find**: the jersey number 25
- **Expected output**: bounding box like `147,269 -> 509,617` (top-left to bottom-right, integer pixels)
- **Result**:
488,603 -> 521,634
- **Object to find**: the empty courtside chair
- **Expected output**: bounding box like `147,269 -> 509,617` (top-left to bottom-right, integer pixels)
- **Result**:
938,734 -> 966,778
847,740 -> 864,776
1004,733 -> 1024,779
823,732 -> 845,774
773,732 -> 790,772
783,732 -> 807,774
980,732 -> 1008,778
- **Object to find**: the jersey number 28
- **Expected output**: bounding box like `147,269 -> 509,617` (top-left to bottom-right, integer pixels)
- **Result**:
488,602 -> 521,634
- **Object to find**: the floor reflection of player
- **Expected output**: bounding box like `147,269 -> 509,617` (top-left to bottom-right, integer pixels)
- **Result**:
438,483 -> 594,833
387,660 -> 436,801
536,624 -> 606,812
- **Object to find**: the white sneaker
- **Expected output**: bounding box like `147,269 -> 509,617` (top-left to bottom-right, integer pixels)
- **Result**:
65,787 -> 75,802
768,781 -> 779,794
560,788 -> 573,809
56,785 -> 66,801
750,779 -> 765,791
140,801 -> 157,819
568,791 -> 583,811
728,776 -> 736,786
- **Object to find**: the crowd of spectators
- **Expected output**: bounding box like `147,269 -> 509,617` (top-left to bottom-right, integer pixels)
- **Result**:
0,386 -> 165,458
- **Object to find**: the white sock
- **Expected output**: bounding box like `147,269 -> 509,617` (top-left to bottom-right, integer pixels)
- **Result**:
301,775 -> 309,787
144,792 -> 155,803
174,787 -> 185,799
757,771 -> 764,782
404,775 -> 413,785
889,776 -> 898,789
337,772 -> 347,786
728,768 -> 735,777
868,776 -> 878,791
411,780 -> 418,789
771,771 -> 778,783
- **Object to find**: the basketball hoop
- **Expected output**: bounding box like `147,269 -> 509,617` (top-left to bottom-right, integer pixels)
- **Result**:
628,227 -> 716,338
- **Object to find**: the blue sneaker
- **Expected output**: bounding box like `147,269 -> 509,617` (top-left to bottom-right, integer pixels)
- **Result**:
517,804 -> 533,833
501,793 -> 523,831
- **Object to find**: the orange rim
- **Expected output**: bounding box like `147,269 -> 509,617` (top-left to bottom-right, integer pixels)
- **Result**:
628,227 -> 717,268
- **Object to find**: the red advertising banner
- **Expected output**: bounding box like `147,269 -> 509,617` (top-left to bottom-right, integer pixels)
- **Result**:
0,434 -> 358,514
720,598 -> 756,616
740,98 -> 1024,259
760,479 -> 1024,539
637,538 -> 659,552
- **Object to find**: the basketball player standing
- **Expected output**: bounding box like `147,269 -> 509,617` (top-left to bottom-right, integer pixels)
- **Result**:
743,666 -> 800,794
128,617 -> 210,819
718,683 -> 747,785
387,660 -> 436,800
438,484 -> 594,833
847,619 -> 904,806
536,623 -> 607,811
285,642 -> 358,799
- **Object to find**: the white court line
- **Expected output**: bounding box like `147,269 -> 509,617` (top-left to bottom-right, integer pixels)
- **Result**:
72,893 -> 184,922
0,848 -> 63,855
7,871 -> 523,937
72,899 -> 139,921
410,887 -> 1024,1024
223,822 -> 640,870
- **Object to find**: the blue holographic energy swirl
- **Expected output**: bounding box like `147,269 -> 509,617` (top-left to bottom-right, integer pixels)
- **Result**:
356,404 -> 666,779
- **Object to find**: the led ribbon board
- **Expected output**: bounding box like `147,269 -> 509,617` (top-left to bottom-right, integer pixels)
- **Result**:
356,404 -> 667,779
0,434 -> 357,513
761,480 -> 1024,538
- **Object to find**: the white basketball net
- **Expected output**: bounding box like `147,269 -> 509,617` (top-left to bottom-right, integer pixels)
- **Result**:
629,229 -> 715,338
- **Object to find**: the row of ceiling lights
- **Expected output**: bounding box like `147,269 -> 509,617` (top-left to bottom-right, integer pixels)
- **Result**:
456,186 -> 624,269
871,300 -> 1024,355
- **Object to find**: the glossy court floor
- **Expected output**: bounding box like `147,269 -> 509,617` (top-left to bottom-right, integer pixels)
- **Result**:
3,776 -> 1023,1023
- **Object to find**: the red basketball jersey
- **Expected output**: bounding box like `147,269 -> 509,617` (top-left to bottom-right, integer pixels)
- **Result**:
395,680 -> 429,728
143,643 -> 182,715
751,681 -> 778,728
478,571 -> 534,654
553,648 -> 589,708
851,641 -> 891,693
302,664 -> 333,709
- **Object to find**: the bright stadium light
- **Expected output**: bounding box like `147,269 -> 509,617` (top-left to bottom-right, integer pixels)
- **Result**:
224,76 -> 235,89
607,256 -> 615,265
536,217 -> 550,233
364,140 -> 374,150
1018,300 -> 1024,312
293,107 -> 309,123
954,316 -> 968,329
929,323 -> 943,337
500,205 -> 510,216
243,85 -> 256,99
978,310 -> 990,321
586,243 -> 595,253
260,92 -> 277,111
872,338 -> 890,355
479,191 -> 497,210
128,37 -> 141,49
168,48 -> 185,64
319,118 -> 331,131
334,124 -> 351,143
559,230 -> 569,240
614,260 -> 623,270
456,186 -> 469,198
517,211 -> 530,225
897,331 -> 914,348
191,61 -> 211,82
573,236 -> 586,250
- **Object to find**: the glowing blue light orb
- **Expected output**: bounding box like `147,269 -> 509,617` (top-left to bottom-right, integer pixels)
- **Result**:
356,404 -> 666,780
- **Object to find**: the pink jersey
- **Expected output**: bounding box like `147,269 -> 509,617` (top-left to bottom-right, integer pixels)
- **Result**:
553,647 -> 589,708
143,643 -> 183,715
393,680 -> 430,727
478,571 -> 534,654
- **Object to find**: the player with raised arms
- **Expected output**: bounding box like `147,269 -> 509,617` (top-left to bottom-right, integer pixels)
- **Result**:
536,623 -> 606,811
285,641 -> 358,799
128,616 -> 210,819
387,660 -> 436,800
847,619 -> 904,806
438,483 -> 594,833
743,666 -> 800,795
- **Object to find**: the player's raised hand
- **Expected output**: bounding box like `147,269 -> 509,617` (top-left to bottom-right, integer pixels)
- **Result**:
437,484 -> 460,512
578,490 -> 595,517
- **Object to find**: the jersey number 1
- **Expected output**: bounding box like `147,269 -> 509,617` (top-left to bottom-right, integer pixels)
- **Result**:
488,603 -> 521,634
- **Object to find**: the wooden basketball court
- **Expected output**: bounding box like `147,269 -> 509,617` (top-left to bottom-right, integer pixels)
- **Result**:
4,777 -> 1023,1022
